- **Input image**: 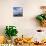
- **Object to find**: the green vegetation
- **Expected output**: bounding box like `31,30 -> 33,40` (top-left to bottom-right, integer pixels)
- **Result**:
36,14 -> 46,21
5,26 -> 18,39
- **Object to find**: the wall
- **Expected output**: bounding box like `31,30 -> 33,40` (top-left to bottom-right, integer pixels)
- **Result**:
0,0 -> 46,39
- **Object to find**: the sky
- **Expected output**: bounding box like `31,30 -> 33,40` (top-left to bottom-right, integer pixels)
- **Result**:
13,7 -> 23,15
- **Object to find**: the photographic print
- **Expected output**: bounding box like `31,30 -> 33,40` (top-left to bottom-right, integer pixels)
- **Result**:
13,7 -> 23,17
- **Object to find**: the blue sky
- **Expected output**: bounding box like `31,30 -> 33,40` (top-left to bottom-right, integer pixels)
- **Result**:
13,7 -> 23,15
